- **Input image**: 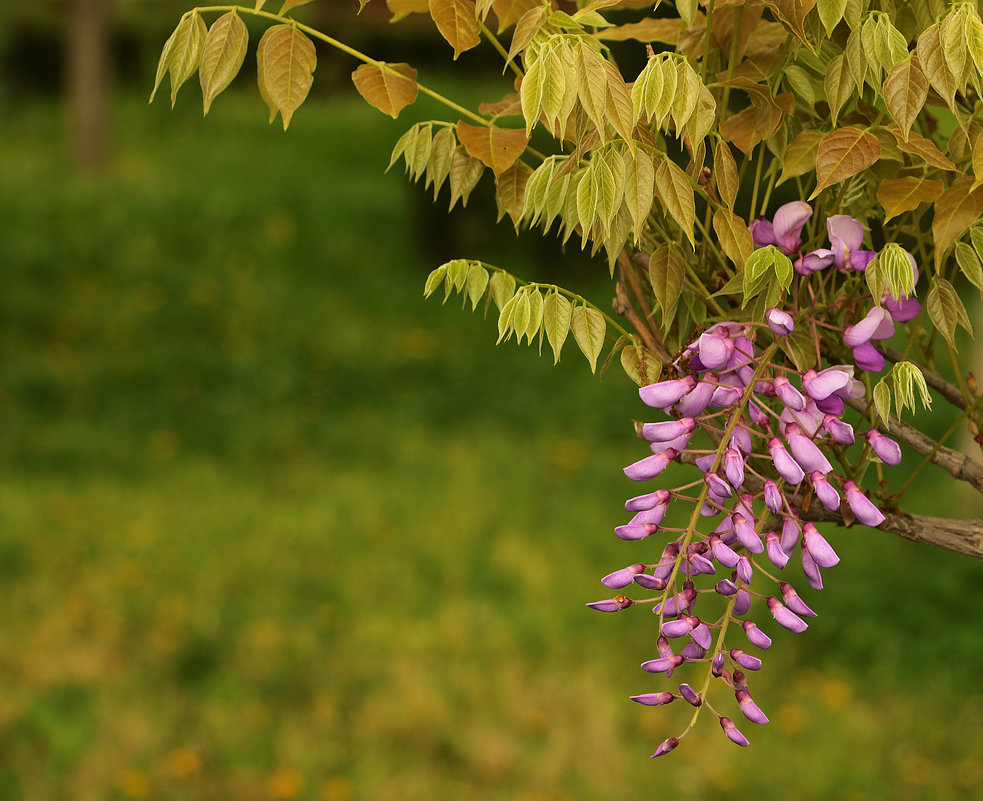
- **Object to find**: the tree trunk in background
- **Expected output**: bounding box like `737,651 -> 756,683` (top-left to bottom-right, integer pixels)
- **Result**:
67,0 -> 113,171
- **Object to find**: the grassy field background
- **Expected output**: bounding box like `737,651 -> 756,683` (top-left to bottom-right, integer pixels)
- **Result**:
1,79 -> 982,801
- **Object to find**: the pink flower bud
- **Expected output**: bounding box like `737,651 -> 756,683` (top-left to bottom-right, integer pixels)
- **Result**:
705,471 -> 733,498
774,376 -> 807,411
736,689 -> 770,724
631,691 -> 675,706
765,530 -> 789,569
602,563 -> 646,588
651,736 -> 679,757
639,376 -> 697,408
780,581 -> 817,617
768,438 -> 805,484
766,307 -> 795,335
633,573 -> 668,591
802,523 -> 840,567
615,523 -> 658,541
733,513 -> 764,554
641,654 -> 684,674
674,380 -> 715,416
730,648 -> 762,671
679,683 -> 702,706
843,480 -> 885,526
742,619 -> 772,649
865,429 -> 902,465
763,479 -> 783,513
785,423 -> 833,474
724,448 -> 746,489
822,415 -> 855,444
709,535 -> 740,568
587,596 -> 633,612
733,588 -> 751,616
641,418 -> 696,442
810,472 -> 841,511
624,448 -> 678,481
767,595 -> 809,633
720,716 -> 750,747
781,513 -> 800,555
801,546 -> 824,589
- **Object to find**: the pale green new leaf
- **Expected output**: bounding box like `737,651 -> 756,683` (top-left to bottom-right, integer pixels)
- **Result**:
671,60 -> 700,132
631,56 -> 663,125
743,246 -> 780,307
654,158 -> 695,245
408,124 -> 433,181
425,126 -> 457,198
940,6 -> 969,84
448,145 -> 485,210
846,27 -> 867,92
927,277 -> 973,347
714,140 -> 739,209
423,265 -> 448,297
152,11 -> 208,106
523,158 -> 557,227
575,41 -> 609,132
543,291 -> 572,363
620,343 -> 662,387
818,0 -> 848,36
520,55 -> 545,134
488,270 -> 517,311
446,258 -> 470,299
919,23 -> 959,112
497,292 -> 519,342
523,288 -> 544,344
388,125 -> 419,172
258,24 -> 317,130
653,58 -> 677,129
648,246 -> 684,326
955,241 -> 983,295
873,378 -> 892,427
570,305 -> 606,373
825,53 -> 855,126
879,243 -> 916,300
199,11 -> 249,115
465,263 -> 490,310
624,148 -> 655,242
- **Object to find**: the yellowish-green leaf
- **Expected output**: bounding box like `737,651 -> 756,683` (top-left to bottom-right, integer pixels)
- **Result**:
279,0 -> 312,13
877,176 -> 943,221
199,11 -> 248,115
492,0 -> 541,32
817,0 -> 848,36
883,56 -> 929,141
620,343 -> 662,387
505,6 -> 547,68
523,288 -> 544,345
575,41 -> 608,133
955,241 -> 983,295
873,378 -> 892,427
648,245 -> 685,326
465,262 -> 490,309
940,7 -> 969,84
778,129 -> 823,184
972,132 -> 983,190
519,55 -> 544,133
686,83 -> 716,147
456,121 -> 529,175
603,60 -> 636,147
824,53 -> 854,126
258,25 -> 317,130
152,11 -> 208,106
671,60 -> 700,133
488,270 -> 516,310
495,160 -> 532,228
918,23 -> 959,112
430,0 -> 481,58
624,148 -> 655,242
423,265 -> 447,298
543,291 -> 572,363
448,145 -> 485,209
927,277 -> 973,346
255,0 -> 267,9
655,158 -> 695,244
714,140 -> 739,209
570,305 -> 606,373
713,208 -> 754,268
351,62 -> 419,118
597,17 -> 684,44
407,124 -> 433,181
846,27 -> 867,92
425,125 -> 457,198
809,126 -> 880,199
933,176 -> 983,268
387,0 -> 430,21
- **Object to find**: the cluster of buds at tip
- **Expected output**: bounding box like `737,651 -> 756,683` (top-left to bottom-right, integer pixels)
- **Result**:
592,202 -> 909,755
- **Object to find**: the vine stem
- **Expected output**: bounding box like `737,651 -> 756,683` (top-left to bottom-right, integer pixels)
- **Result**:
192,5 -> 493,127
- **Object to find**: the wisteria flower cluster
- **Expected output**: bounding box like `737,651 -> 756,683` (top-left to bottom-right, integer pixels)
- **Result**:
589,203 -> 912,756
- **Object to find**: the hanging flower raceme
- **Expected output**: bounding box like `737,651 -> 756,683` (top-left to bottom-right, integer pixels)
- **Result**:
590,203 -> 915,756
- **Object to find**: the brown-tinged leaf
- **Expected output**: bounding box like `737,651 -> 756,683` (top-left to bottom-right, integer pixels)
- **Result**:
152,11 -> 207,106
877,177 -> 944,221
448,145 -> 485,209
648,245 -> 685,325
430,0 -> 481,58
932,176 -> 983,268
258,25 -> 317,130
778,129 -> 823,184
655,158 -> 695,245
387,0 -> 430,20
883,56 -> 929,141
357,0 -> 373,11
457,121 -> 529,174
887,125 -> 958,171
199,11 -> 249,115
717,77 -> 784,157
603,60 -> 635,147
918,23 -> 959,112
351,62 -> 418,118
761,0 -> 818,49
713,208 -> 754,268
686,83 -> 716,147
491,0 -> 541,32
479,91 -> 523,117
256,26 -> 277,122
496,161 -> 533,228
809,126 -> 880,199
972,132 -> 983,190
714,140 -> 739,209
574,0 -> 623,16
505,6 -> 547,68
279,0 -> 312,13
597,17 -> 684,43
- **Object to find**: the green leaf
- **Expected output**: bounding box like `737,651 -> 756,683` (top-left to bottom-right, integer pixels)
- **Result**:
425,126 -> 457,198
488,270 -> 517,311
445,258 -> 470,300
495,160 -> 532,229
624,149 -> 655,242
523,157 -> 557,227
407,124 -> 434,181
671,60 -> 700,133
520,54 -> 545,134
423,265 -> 448,297
712,208 -> 754,269
654,158 -> 695,245
465,263 -> 490,309
543,291 -> 572,363
818,0 -> 848,36
279,0 -> 313,14
631,55 -> 664,125
778,129 -> 823,184
199,11 -> 249,115
497,292 -> 520,342
524,288 -> 544,344
575,41 -> 608,132
257,24 -> 317,130
151,11 -> 208,106
927,277 -> 973,347
873,377 -> 892,427
648,246 -> 685,327
620,343 -> 662,387
918,22 -> 959,112
714,140 -> 739,209
743,246 -> 787,307
448,145 -> 485,210
824,53 -> 855,127
570,305 -> 606,373
882,56 -> 929,141
780,326 -> 818,372
955,241 -> 983,295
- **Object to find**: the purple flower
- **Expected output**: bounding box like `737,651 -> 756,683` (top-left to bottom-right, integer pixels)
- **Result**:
691,622 -> 713,649
769,437 -> 805,484
780,582 -> 817,617
602,564 -> 646,588
750,201 -> 812,254
679,683 -> 702,706
651,736 -> 679,757
853,341 -> 885,372
822,415 -> 855,445
588,596 -> 633,612
705,471 -> 733,498
709,535 -> 740,568
742,619 -> 772,649
731,649 -> 762,670
765,530 -> 789,569
639,377 -> 697,408
723,448 -> 746,489
785,423 -> 833,474
764,480 -> 783,513
802,367 -> 852,400
766,307 -> 795,335
615,523 -> 658,541
733,589 -> 751,615
866,430 -> 902,465
736,689 -> 770,724
631,691 -> 675,706
624,448 -> 678,481
843,307 -> 895,347
774,376 -> 807,411
715,578 -> 739,595
802,523 -> 840,567
827,215 -> 876,271
800,547 -> 824,589
843,480 -> 886,526
641,654 -> 684,674
710,386 -> 742,409
810,472 -> 841,511
767,595 -> 809,632
699,331 -> 734,368
674,380 -> 715,417
733,513 -> 764,554
641,418 -> 696,442
736,553 -> 754,584
780,514 -> 800,555
720,716 -> 750,747
884,294 -> 921,322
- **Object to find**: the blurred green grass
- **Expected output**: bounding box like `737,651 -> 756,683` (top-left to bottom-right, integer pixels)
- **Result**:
1,87 -> 982,801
